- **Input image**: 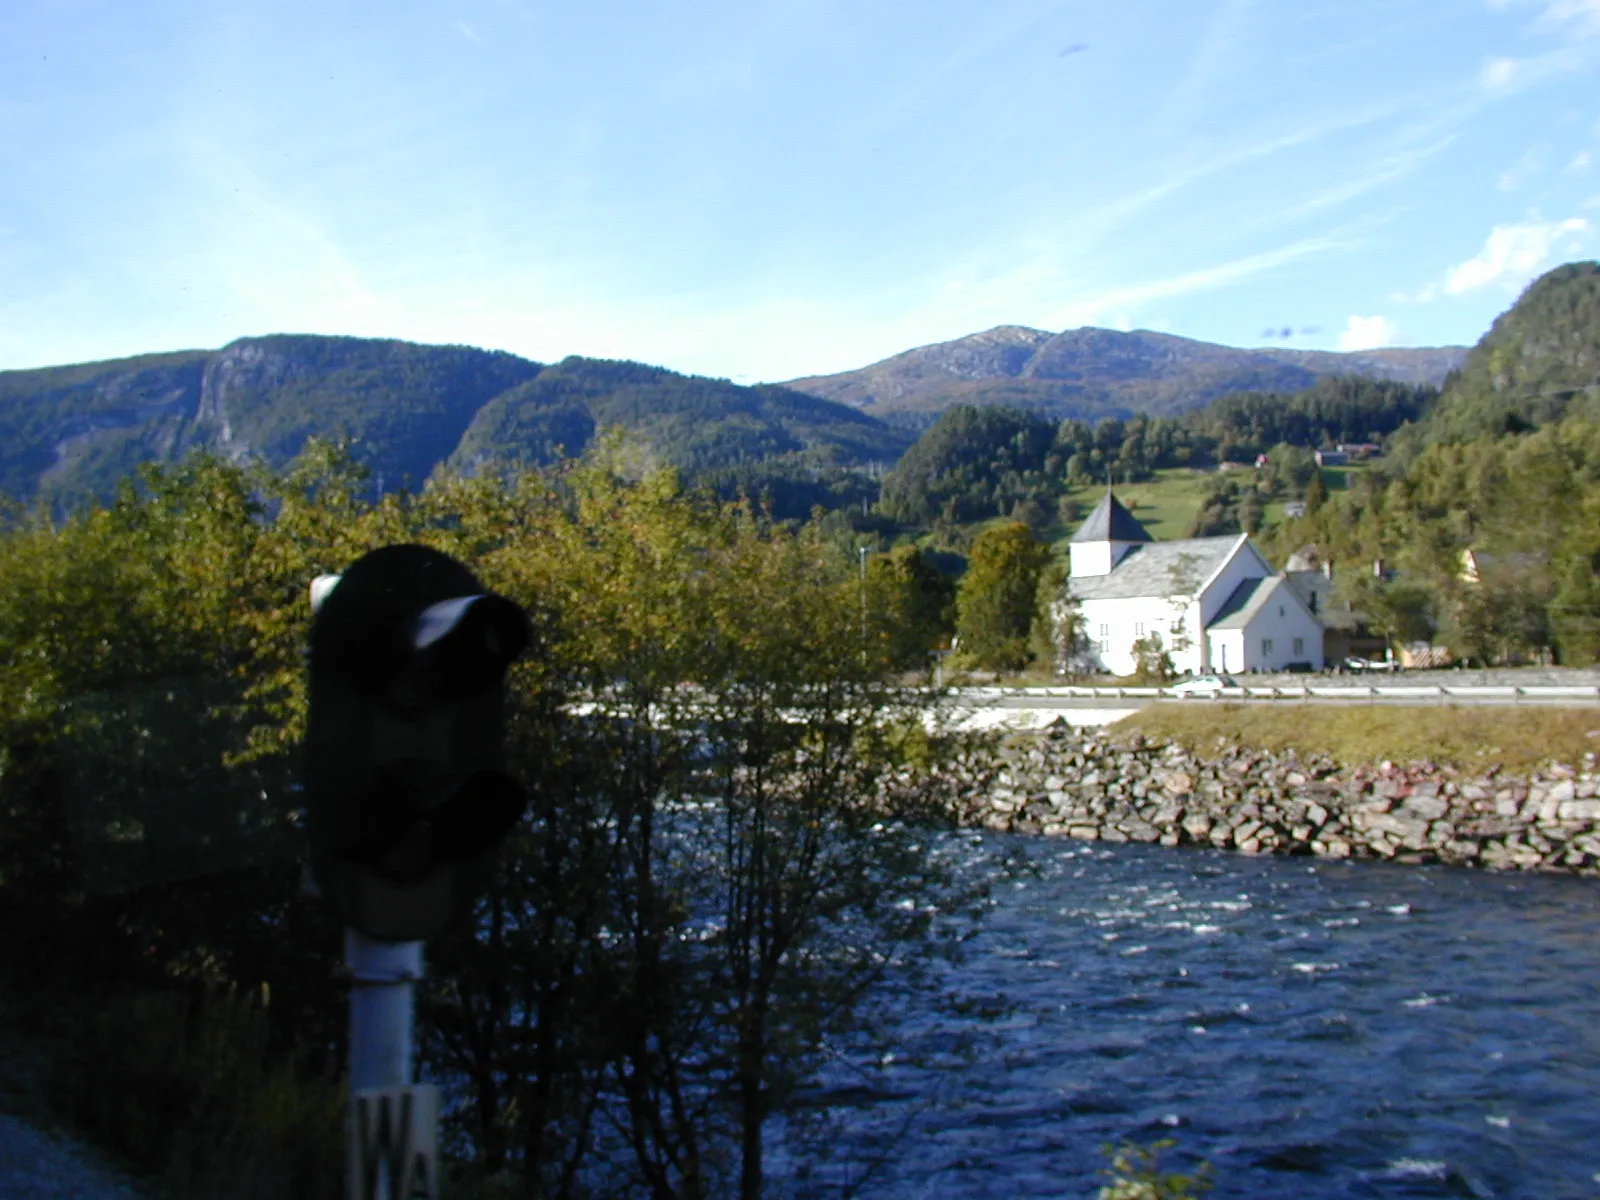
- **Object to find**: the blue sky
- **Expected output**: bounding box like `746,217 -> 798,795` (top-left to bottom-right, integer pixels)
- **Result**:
2,0 -> 1597,382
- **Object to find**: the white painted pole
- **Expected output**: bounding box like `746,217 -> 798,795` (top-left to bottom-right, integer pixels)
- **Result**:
345,932 -> 434,1198
345,931 -> 423,1091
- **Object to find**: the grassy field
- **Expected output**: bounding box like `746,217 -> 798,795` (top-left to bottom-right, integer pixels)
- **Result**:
1112,703 -> 1600,773
1054,469 -> 1218,547
928,461 -> 1378,558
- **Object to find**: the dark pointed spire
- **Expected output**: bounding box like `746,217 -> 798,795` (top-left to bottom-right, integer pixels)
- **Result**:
1070,490 -> 1152,544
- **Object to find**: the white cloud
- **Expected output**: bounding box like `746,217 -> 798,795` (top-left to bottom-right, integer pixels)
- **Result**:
1337,315 -> 1397,351
1443,217 -> 1593,294
1567,150 -> 1593,172
1482,57 -> 1520,88
1538,0 -> 1600,35
1393,282 -> 1439,304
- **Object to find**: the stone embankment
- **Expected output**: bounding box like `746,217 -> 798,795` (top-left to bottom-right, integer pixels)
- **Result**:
959,726 -> 1600,876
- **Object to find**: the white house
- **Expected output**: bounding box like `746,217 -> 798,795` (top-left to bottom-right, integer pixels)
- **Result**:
1065,490 -> 1325,676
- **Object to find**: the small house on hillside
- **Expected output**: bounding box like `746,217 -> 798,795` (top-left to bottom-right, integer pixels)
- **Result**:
1065,491 -> 1325,676
1459,548 -> 1545,584
1282,546 -> 1388,665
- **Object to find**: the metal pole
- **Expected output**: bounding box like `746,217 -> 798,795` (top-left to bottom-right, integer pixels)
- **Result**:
858,546 -> 868,655
345,931 -> 433,1198
345,931 -> 422,1091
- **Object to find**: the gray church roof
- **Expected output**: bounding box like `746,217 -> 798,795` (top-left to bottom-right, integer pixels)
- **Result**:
1207,575 -> 1282,630
1070,491 -> 1153,544
1067,535 -> 1239,602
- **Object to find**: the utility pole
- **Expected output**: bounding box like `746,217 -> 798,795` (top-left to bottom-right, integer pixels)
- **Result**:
858,545 -> 868,659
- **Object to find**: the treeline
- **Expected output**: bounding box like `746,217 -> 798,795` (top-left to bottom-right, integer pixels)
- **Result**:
0,442 -> 993,1198
1246,263 -> 1600,667
1258,418 -> 1600,666
877,375 -> 1435,527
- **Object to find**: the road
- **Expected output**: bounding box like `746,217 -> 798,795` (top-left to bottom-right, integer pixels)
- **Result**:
942,683 -> 1600,730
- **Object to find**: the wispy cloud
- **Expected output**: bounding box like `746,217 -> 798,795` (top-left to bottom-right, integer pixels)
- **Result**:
1537,0 -> 1600,36
1498,146 -> 1544,190
1480,0 -> 1600,92
1489,0 -> 1600,36
1337,315 -> 1397,351
1443,216 -> 1592,293
1043,236 -> 1342,328
1477,44 -> 1595,91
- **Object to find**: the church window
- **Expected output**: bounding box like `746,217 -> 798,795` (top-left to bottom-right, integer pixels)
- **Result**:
1293,637 -> 1304,655
1134,621 -> 1145,637
1262,638 -> 1274,656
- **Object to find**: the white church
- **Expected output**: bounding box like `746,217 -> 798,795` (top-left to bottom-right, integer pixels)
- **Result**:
1066,490 -> 1325,676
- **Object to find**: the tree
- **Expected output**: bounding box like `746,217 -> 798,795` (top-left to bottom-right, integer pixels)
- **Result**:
1304,468 -> 1329,514
1334,571 -> 1434,657
418,458 -> 989,1197
865,543 -> 956,671
0,443 -> 998,1199
1441,570 -> 1551,666
955,523 -> 1053,671
1030,557 -> 1081,676
1128,633 -> 1176,684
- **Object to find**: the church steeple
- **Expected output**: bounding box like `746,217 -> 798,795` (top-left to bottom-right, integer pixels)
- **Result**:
1069,489 -> 1151,577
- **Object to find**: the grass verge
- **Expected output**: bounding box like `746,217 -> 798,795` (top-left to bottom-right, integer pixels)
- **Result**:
1112,703 -> 1600,773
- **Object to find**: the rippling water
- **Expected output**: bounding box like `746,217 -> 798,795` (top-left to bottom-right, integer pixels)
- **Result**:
794,836 -> 1600,1199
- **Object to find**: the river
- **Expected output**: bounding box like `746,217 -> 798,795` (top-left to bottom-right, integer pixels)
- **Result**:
782,835 -> 1600,1199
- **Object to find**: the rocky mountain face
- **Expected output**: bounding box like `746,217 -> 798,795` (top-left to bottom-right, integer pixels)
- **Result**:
0,336 -> 908,506
784,326 -> 1469,421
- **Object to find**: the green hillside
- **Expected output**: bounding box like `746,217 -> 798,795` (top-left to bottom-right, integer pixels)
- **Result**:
1401,260 -> 1600,446
448,357 -> 906,476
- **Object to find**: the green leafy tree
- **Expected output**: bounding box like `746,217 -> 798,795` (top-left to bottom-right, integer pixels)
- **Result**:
1029,557 -> 1080,676
955,523 -> 1053,671
0,441 -> 998,1200
1304,468 -> 1329,514
1129,633 -> 1177,684
865,543 -> 957,670
1334,571 -> 1434,658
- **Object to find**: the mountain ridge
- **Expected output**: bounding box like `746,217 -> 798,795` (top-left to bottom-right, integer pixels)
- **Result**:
782,325 -> 1468,419
0,335 -> 908,507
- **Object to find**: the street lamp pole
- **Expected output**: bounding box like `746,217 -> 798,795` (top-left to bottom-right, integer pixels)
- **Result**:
858,545 -> 868,657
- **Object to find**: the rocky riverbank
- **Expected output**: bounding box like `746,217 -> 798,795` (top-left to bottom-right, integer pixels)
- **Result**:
958,725 -> 1600,876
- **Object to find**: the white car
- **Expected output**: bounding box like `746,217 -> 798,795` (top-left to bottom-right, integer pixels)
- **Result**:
1167,673 -> 1238,696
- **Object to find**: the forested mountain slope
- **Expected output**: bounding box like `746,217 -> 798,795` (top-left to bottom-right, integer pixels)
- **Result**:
1396,261 -> 1600,447
0,336 -> 908,506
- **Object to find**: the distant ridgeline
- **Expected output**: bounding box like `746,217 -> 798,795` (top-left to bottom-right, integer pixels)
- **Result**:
783,324 -> 1465,422
6,264 -> 1594,530
879,261 -> 1600,532
0,336 -> 911,513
